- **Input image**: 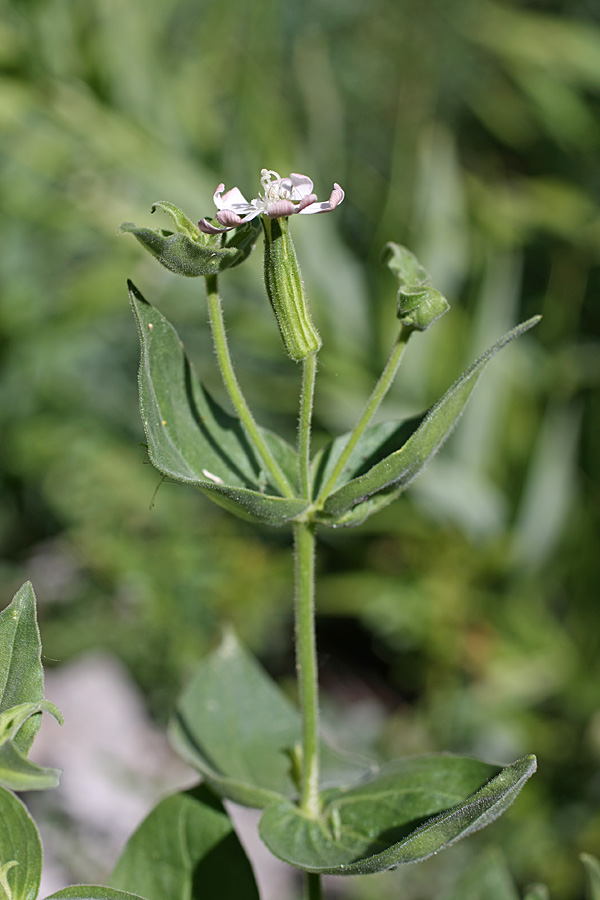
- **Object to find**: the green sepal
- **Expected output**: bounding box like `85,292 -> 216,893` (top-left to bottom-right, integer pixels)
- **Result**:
262,217 -> 321,361
259,754 -> 537,875
169,630 -> 372,809
119,202 -> 260,277
582,854 -> 600,900
130,282 -> 309,526
318,316 -> 541,526
109,785 -> 259,900
0,701 -> 63,792
383,242 -> 450,331
0,785 -> 43,900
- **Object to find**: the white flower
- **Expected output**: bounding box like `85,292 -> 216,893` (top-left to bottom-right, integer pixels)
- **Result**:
198,169 -> 344,234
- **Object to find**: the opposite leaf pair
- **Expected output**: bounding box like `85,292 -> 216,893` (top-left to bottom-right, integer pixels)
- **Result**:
130,280 -> 539,528
170,631 -> 537,876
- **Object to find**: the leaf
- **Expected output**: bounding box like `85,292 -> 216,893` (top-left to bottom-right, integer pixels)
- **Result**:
130,282 -> 308,526
0,584 -> 45,755
443,847 -> 519,900
382,243 -> 450,331
119,206 -> 260,277
319,317 -> 541,525
0,740 -> 62,792
259,754 -> 537,875
109,785 -> 259,900
45,889 -> 145,900
311,417 -> 424,499
582,854 -> 600,900
169,630 -> 371,809
0,785 -> 43,900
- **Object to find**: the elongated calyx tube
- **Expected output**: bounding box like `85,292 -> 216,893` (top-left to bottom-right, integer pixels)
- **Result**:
262,217 -> 321,361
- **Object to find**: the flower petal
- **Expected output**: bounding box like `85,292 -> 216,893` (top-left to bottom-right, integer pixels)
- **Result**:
214,185 -> 251,212
286,173 -> 315,200
296,192 -> 318,212
198,217 -> 230,234
298,183 -> 345,215
267,199 -> 297,218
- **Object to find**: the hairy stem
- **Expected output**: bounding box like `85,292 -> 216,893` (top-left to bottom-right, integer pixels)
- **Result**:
315,324 -> 413,504
204,274 -> 295,498
298,352 -> 318,499
306,872 -> 323,900
293,520 -> 320,817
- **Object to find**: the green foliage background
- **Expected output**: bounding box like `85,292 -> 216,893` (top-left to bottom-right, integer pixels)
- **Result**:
0,1 -> 599,897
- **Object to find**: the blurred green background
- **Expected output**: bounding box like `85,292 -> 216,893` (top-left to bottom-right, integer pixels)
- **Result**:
1,0 -> 599,897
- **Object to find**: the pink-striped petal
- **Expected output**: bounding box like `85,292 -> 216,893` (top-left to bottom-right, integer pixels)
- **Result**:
266,199 -> 297,218
299,183 -> 345,215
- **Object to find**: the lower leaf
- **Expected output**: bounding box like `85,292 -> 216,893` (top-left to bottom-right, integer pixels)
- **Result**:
0,786 -> 42,900
109,785 -> 259,900
259,754 -> 536,875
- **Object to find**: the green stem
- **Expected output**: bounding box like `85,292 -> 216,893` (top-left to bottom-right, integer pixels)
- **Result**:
204,274 -> 295,498
293,520 -> 320,818
298,352 -> 318,499
306,872 -> 323,900
315,324 -> 413,505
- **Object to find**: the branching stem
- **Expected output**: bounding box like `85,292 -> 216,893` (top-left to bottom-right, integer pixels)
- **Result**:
315,324 -> 413,504
204,274 -> 295,498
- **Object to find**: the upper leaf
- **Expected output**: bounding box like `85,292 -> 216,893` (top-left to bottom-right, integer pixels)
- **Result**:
119,203 -> 260,277
130,282 -> 308,526
382,243 -> 450,331
0,785 -> 43,900
45,889 -> 146,900
318,317 -> 541,526
109,785 -> 259,900
259,754 -> 537,875
0,584 -> 45,754
169,630 -> 371,809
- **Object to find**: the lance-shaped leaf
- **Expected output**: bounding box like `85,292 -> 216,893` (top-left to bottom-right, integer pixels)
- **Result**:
0,701 -> 62,791
582,854 -> 600,900
1,584 -> 46,754
46,889 -> 146,900
0,786 -> 42,900
169,631 -> 371,809
259,754 -> 536,875
109,785 -> 259,900
383,243 -> 450,331
319,317 -> 540,525
130,282 -> 308,526
119,202 -> 260,277
311,417 -> 424,500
